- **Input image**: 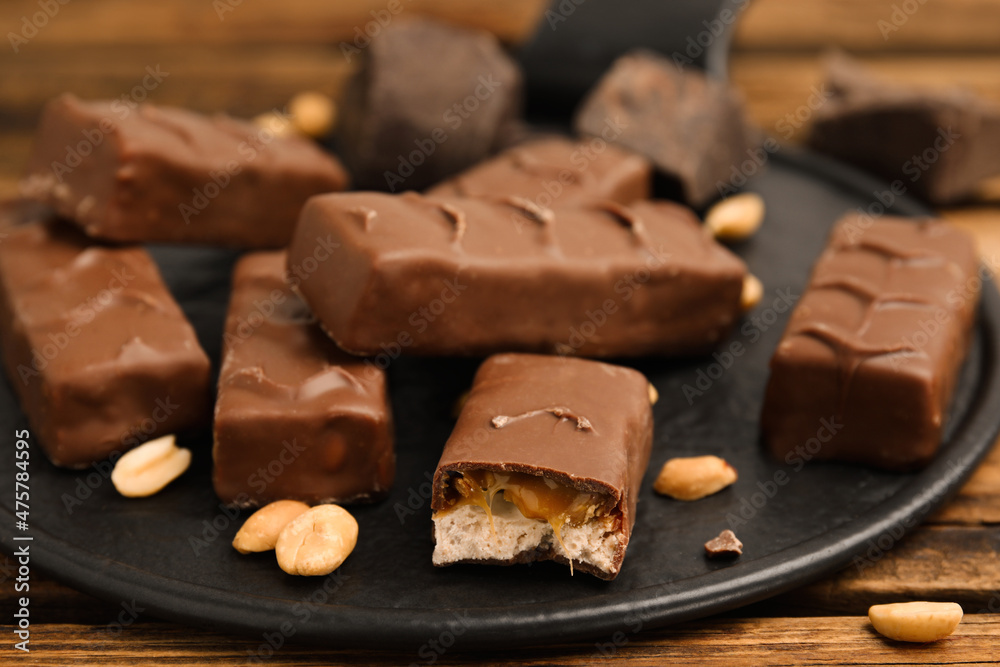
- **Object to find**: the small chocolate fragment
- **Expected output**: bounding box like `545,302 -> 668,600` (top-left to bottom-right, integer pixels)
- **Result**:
807,54 -> 1000,204
288,191 -> 746,357
213,251 -> 394,507
427,137 -> 651,206
430,353 -> 654,580
574,50 -> 754,207
336,17 -> 522,191
761,214 -> 980,470
21,94 -> 349,247
0,204 -> 211,468
704,529 -> 742,558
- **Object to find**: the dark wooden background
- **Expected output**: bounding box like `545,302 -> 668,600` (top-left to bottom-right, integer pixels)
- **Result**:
1,0 -> 999,663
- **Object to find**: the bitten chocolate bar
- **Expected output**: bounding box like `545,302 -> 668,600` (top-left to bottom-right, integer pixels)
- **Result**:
288,192 -> 746,357
0,206 -> 211,468
761,214 -> 980,471
213,251 -> 394,507
431,354 -> 654,580
427,137 -> 651,206
21,94 -> 349,247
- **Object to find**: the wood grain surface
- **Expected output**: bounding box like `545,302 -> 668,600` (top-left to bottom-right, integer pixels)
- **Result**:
1,0 -> 999,663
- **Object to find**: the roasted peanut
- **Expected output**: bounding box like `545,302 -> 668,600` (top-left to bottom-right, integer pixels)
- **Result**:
705,192 -> 765,241
233,500 -> 310,554
275,504 -> 358,576
654,455 -> 738,501
741,274 -> 763,311
111,435 -> 190,498
868,601 -> 963,643
648,383 -> 659,405
289,91 -> 337,138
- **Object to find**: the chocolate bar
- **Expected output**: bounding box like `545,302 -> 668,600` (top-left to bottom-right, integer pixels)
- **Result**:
574,50 -> 754,207
807,54 -> 1000,204
337,17 -> 522,191
20,94 -> 349,247
0,206 -> 211,468
761,214 -> 980,470
426,137 -> 651,206
288,192 -> 746,357
431,353 -> 654,580
213,251 -> 394,507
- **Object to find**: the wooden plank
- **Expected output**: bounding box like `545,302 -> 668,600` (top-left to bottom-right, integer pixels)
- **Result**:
729,54 -> 1000,141
1,0 -> 548,45
733,0 -> 1000,53
0,615 -> 997,665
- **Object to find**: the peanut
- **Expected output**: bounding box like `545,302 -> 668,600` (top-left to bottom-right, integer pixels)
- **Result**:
275,504 -> 358,576
233,500 -> 310,554
741,274 -> 763,311
648,383 -> 659,405
251,111 -> 297,139
289,91 -> 337,138
111,435 -> 190,498
654,455 -> 738,501
868,601 -> 963,643
705,192 -> 765,241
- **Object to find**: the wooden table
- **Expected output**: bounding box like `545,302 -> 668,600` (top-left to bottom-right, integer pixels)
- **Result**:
1,1 -> 999,663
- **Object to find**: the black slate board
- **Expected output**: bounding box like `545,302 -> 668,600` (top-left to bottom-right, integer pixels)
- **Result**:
2,148 -> 1000,651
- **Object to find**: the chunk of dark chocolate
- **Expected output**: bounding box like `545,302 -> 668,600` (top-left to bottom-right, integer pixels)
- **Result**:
0,204 -> 211,468
21,94 -> 349,247
430,353 -> 654,580
213,251 -> 394,507
761,214 -> 980,471
574,50 -> 755,207
287,191 -> 746,357
807,54 -> 1000,204
426,137 -> 651,206
336,17 -> 523,191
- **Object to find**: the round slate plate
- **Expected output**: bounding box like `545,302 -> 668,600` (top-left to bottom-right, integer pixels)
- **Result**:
2,148 -> 1000,651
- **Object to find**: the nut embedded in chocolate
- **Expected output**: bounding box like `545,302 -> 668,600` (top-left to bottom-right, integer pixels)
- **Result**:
704,529 -> 743,558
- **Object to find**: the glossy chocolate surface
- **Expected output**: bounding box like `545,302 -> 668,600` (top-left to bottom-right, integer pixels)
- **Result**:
288,191 -> 746,357
21,94 -> 349,247
0,206 -> 211,468
761,214 -> 980,470
213,251 -> 394,507
427,137 -> 651,206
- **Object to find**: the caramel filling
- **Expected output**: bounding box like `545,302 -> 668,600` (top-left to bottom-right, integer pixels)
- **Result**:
441,469 -> 616,564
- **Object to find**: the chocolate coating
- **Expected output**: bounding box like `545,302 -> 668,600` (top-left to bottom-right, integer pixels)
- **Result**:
288,192 -> 746,357
336,17 -> 523,191
0,205 -> 211,468
807,54 -> 1000,205
431,353 -> 654,579
213,251 -> 394,507
21,94 -> 349,247
574,50 -> 754,207
427,137 -> 651,206
761,214 -> 980,471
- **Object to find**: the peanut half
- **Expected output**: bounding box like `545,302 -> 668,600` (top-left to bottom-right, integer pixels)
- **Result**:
654,455 -> 738,501
868,601 -> 963,643
705,192 -> 765,241
741,274 -> 763,312
233,500 -> 310,554
289,91 -> 337,138
275,504 -> 358,576
111,435 -> 191,498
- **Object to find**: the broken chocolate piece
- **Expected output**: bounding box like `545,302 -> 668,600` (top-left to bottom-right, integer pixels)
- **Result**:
336,17 -> 523,191
20,94 -> 349,247
704,529 -> 742,558
807,53 -> 1000,204
430,353 -> 654,580
761,214 -> 980,470
213,251 -> 394,507
0,204 -> 211,468
288,191 -> 746,357
427,137 -> 651,206
574,50 -> 755,207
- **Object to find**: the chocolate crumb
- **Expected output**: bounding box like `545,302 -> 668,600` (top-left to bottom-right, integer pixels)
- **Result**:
704,529 -> 743,558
